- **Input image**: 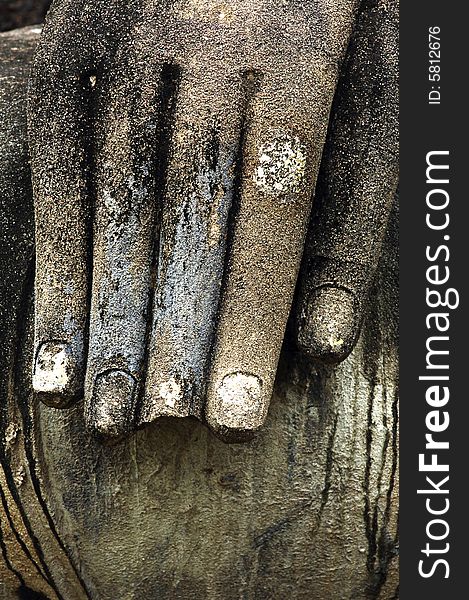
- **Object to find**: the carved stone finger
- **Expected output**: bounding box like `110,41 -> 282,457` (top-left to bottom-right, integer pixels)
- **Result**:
83,57 -> 165,438
139,70 -> 247,425
205,63 -> 339,441
28,29 -> 95,408
294,0 -> 399,364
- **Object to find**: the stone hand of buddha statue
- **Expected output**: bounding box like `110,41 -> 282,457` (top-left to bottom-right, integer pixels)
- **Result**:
28,0 -> 398,441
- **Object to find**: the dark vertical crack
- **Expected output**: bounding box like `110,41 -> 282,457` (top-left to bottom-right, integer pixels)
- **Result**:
0,479 -> 44,583
0,486 -> 26,587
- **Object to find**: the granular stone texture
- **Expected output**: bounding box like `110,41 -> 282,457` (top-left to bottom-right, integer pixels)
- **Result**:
0,24 -> 398,600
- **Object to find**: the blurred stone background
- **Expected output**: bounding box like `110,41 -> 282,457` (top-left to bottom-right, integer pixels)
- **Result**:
0,0 -> 51,31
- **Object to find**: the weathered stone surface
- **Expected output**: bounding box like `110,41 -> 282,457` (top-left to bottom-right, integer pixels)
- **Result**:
295,0 -> 399,365
1,26 -> 398,599
27,0 -> 398,444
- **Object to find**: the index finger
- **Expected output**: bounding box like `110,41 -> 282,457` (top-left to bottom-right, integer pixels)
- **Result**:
205,59 -> 339,441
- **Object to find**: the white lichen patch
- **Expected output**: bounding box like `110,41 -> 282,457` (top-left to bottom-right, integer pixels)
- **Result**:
63,280 -> 75,295
90,370 -> 136,436
216,373 -> 262,425
328,334 -> 345,350
4,423 -> 19,447
254,134 -> 307,196
103,188 -> 121,216
157,378 -> 183,409
94,397 -> 121,433
33,342 -> 70,393
14,466 -> 26,488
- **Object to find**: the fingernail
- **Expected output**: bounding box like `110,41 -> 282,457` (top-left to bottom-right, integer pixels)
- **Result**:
208,372 -> 265,440
33,342 -> 76,407
297,286 -> 360,364
88,370 -> 137,438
